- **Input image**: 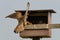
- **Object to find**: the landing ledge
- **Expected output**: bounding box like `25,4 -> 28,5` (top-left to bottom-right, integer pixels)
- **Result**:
24,24 -> 60,29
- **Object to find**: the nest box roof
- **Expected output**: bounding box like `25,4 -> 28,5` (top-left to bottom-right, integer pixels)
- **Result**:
15,9 -> 56,13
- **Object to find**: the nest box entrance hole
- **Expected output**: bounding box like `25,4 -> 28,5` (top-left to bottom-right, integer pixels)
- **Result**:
27,13 -> 48,24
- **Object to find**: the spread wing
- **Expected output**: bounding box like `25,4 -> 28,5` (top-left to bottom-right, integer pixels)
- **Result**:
5,12 -> 25,33
5,12 -> 32,33
5,12 -> 24,24
6,13 -> 17,19
5,12 -> 23,19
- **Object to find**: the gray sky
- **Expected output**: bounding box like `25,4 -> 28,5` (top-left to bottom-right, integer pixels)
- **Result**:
0,0 -> 60,40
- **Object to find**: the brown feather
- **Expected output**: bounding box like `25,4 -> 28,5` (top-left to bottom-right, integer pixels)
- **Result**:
6,12 -> 32,33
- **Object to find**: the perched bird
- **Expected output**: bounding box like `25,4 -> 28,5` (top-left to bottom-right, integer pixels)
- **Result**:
6,2 -> 31,33
6,12 -> 32,33
6,12 -> 25,33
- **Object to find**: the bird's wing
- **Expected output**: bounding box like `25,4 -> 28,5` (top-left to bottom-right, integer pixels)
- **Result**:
5,13 -> 17,19
6,12 -> 23,19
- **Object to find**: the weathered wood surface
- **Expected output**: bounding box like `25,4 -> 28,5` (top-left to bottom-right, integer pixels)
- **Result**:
49,24 -> 60,28
25,24 -> 48,29
24,24 -> 60,29
20,24 -> 60,38
20,29 -> 51,38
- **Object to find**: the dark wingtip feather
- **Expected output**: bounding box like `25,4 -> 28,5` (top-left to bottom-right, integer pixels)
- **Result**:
5,13 -> 17,18
5,16 -> 9,18
14,30 -> 18,33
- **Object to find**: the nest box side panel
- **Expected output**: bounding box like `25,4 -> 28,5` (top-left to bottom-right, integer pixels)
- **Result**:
48,12 -> 52,37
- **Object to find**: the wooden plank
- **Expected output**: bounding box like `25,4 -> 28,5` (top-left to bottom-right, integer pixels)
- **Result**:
25,24 -> 49,29
24,24 -> 60,29
20,29 -> 51,38
49,24 -> 60,28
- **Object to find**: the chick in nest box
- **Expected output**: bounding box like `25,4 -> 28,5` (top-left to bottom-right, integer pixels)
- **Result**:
6,12 -> 32,33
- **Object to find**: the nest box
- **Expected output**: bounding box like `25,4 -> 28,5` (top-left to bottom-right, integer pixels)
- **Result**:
15,9 -> 56,38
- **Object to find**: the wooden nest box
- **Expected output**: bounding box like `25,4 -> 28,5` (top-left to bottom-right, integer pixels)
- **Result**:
15,9 -> 56,38
16,9 -> 56,38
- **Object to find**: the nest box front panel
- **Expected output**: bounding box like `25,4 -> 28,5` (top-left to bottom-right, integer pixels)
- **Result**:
20,29 -> 51,38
